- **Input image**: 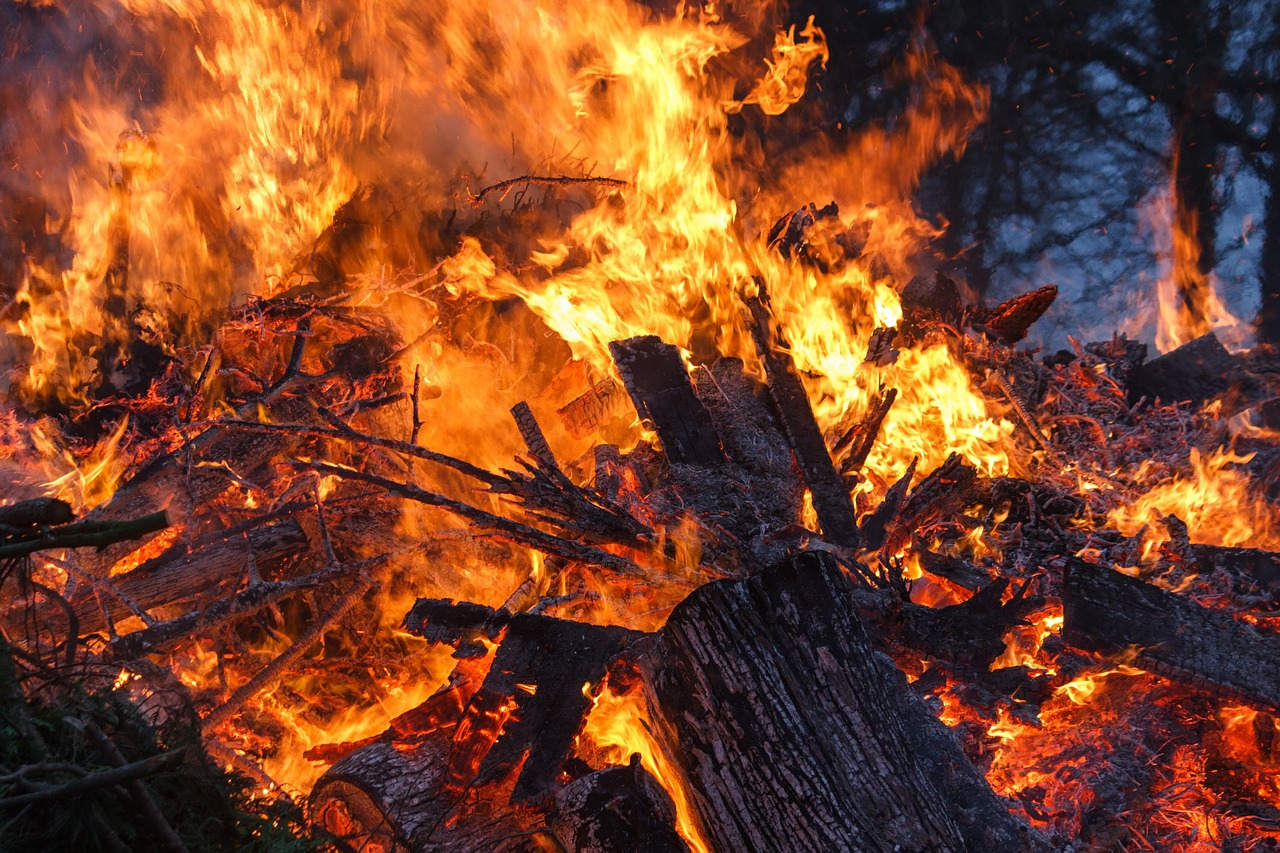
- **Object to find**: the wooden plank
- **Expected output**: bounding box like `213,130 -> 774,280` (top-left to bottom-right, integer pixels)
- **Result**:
745,295 -> 859,547
1062,558 -> 1280,709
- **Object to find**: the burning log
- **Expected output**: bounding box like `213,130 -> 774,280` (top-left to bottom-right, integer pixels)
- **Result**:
639,551 -> 1045,853
310,601 -> 656,850
553,757 -> 689,853
1063,558 -> 1280,709
745,293 -> 860,547
65,518 -> 309,635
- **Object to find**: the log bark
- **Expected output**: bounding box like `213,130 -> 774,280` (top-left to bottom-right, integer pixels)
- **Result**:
639,551 -> 1042,853
1063,558 -> 1280,708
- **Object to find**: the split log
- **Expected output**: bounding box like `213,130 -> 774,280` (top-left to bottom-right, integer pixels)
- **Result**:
558,378 -> 629,439
403,599 -> 647,802
609,336 -> 725,467
1063,558 -> 1280,709
311,604 -> 656,850
640,551 -> 1044,853
745,295 -> 859,548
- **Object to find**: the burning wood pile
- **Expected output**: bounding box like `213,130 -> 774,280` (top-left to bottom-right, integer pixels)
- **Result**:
3,3 -> 1280,852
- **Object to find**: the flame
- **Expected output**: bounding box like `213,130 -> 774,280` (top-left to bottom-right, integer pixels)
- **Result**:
582,683 -> 711,853
1109,447 -> 1280,551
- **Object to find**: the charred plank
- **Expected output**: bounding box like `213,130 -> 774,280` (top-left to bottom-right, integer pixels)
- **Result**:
609,336 -> 725,467
745,294 -> 859,548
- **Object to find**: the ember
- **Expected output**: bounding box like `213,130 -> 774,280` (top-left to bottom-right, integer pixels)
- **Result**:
2,1 -> 1279,851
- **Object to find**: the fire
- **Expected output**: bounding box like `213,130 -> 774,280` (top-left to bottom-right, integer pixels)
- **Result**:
1108,447 -> 1280,552
2,0 -> 1277,849
582,683 -> 711,853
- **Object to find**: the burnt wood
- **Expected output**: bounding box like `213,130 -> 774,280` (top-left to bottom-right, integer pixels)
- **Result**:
1063,558 -> 1280,709
405,599 -> 648,803
65,519 -> 309,634
609,336 -> 725,467
640,551 -> 1043,853
745,295 -> 860,548
553,757 -> 689,853
1129,332 -> 1242,404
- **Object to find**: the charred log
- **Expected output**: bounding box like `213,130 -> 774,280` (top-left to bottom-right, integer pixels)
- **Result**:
745,294 -> 860,548
640,551 -> 1043,853
609,336 -> 725,468
1063,558 -> 1280,709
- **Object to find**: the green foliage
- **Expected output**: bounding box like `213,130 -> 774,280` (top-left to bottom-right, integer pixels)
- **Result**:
0,640 -> 321,853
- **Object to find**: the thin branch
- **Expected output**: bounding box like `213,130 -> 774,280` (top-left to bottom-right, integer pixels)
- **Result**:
0,749 -> 186,809
468,175 -> 627,207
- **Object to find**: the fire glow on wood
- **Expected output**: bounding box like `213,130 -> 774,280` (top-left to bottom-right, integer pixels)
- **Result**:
1,2 -> 1278,852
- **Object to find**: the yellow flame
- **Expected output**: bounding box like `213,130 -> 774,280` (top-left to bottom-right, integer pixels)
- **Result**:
582,685 -> 711,853
1109,447 -> 1280,551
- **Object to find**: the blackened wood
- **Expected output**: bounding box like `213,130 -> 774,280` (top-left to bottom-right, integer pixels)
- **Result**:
900,271 -> 962,329
609,337 -> 725,467
745,296 -> 860,548
901,578 -> 1039,671
66,519 -> 309,634
1190,545 -> 1280,597
0,498 -> 73,531
553,756 -> 689,853
470,613 -> 646,802
880,453 -> 976,557
403,597 -> 509,651
405,600 -> 648,802
0,512 -> 168,559
310,728 -> 545,853
511,401 -> 556,466
837,387 -> 897,476
913,547 -> 989,591
863,326 -> 900,366
1063,559 -> 1280,708
641,551 -> 1042,853
860,458 -> 915,553
78,393 -> 316,573
1129,333 -> 1241,404
972,285 -> 1058,344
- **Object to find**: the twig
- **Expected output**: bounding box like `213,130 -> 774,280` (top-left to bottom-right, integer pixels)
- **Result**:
990,369 -> 1051,454
208,420 -> 502,486
411,364 -> 425,445
201,573 -> 375,731
298,461 -> 664,581
201,739 -> 294,806
0,749 -> 186,809
468,174 -> 627,207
